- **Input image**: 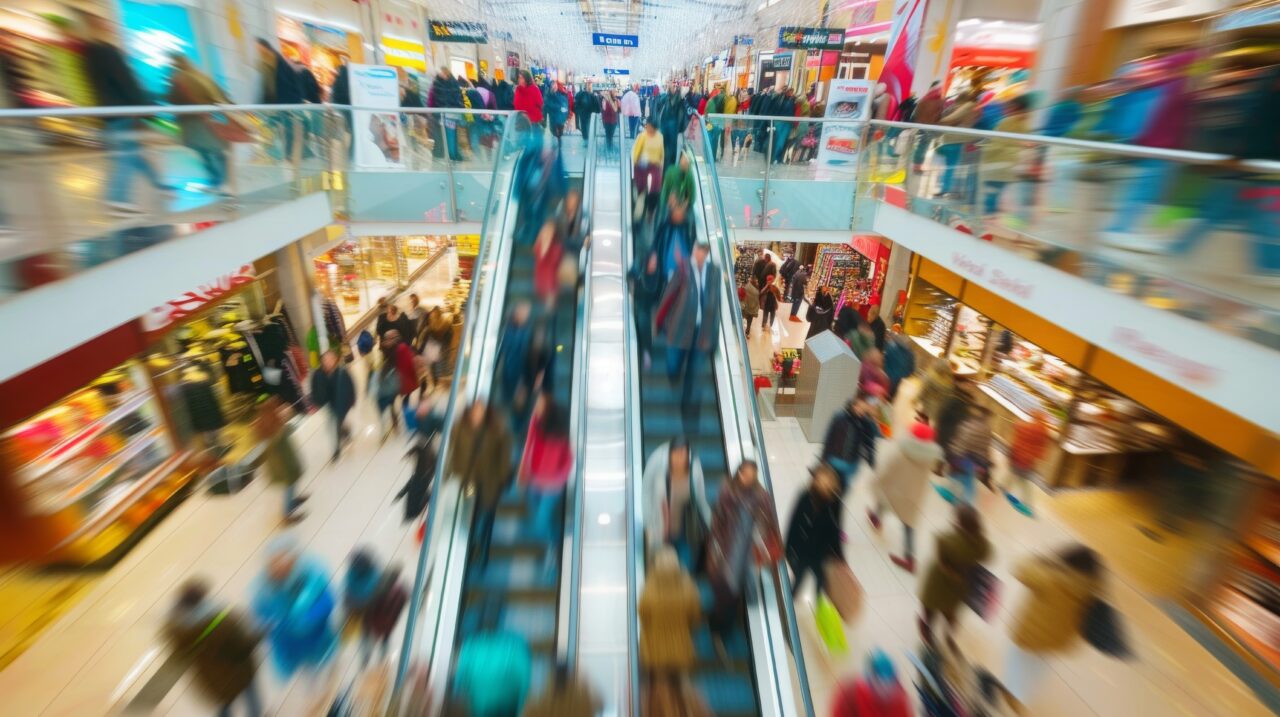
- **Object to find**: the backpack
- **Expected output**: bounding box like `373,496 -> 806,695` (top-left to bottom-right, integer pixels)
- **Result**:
1081,597 -> 1130,658
356,330 -> 374,356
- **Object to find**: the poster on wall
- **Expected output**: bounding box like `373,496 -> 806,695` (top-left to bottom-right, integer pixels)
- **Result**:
118,0 -> 211,97
350,64 -> 405,170
815,79 -> 872,168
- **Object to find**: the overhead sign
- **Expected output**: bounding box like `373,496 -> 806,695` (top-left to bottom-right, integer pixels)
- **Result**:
592,32 -> 638,48
603,68 -> 630,75
428,20 -> 487,43
777,26 -> 844,51
350,64 -> 406,170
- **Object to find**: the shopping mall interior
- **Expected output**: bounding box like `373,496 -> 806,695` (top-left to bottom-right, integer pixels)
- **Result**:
0,0 -> 1278,715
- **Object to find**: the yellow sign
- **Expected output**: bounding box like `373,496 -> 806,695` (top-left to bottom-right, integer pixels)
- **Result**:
479,59 -> 489,76
381,36 -> 427,72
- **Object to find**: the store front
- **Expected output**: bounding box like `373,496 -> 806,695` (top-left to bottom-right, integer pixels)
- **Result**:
310,235 -> 452,328
277,14 -> 363,96
945,19 -> 1040,99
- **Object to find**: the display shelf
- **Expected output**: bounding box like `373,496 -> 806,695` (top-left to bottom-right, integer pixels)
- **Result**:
979,382 -> 1034,423
909,335 -> 946,358
11,390 -> 152,485
40,427 -> 166,514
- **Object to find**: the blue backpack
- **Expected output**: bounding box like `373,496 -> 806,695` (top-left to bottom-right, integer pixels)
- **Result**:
356,330 -> 374,356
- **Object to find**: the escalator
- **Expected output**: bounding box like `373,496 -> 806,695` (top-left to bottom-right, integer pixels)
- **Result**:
623,131 -> 815,716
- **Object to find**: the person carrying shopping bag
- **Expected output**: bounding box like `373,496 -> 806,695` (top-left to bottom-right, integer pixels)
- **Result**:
868,420 -> 945,574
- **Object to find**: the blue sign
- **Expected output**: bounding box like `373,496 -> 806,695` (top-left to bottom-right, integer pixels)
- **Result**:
734,35 -> 754,45
603,68 -> 630,76
592,33 -> 638,48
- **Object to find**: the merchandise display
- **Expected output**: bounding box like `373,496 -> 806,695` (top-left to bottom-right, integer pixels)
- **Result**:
809,244 -> 871,311
1210,486 -> 1280,675
902,280 -> 957,359
981,337 -> 1078,429
313,236 -> 450,325
1062,379 -> 1171,457
0,361 -> 185,565
946,305 -> 989,376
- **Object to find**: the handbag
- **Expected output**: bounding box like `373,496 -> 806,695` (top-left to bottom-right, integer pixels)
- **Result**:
822,559 -> 863,623
1082,598 -> 1130,658
262,365 -> 283,386
814,595 -> 849,654
964,564 -> 1001,621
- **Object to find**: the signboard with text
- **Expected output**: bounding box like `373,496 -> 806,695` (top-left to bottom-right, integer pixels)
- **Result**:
603,68 -> 630,76
428,20 -> 487,43
592,32 -> 638,48
142,265 -> 257,336
778,26 -> 844,51
350,64 -> 406,170
815,79 -> 872,167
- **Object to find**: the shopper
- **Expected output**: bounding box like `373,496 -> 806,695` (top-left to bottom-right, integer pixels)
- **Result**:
253,397 -> 307,523
919,503 -> 990,650
935,89 -> 982,198
251,535 -> 337,680
574,82 -> 598,141
821,393 -> 880,492
760,274 -> 782,331
661,152 -> 696,209
741,276 -> 761,336
642,438 -> 710,566
657,83 -> 689,168
858,349 -> 890,399
375,330 -> 417,434
496,302 -> 536,413
868,306 -> 888,351
916,359 -> 957,423
546,80 -> 571,142
830,651 -> 912,717
309,350 -> 355,462
805,285 -> 835,338
255,39 -> 305,175
882,326 -> 917,400
788,264 -> 811,320
375,302 -> 415,343
655,241 -> 721,429
639,546 -> 701,701
396,428 -> 438,525
600,89 -> 620,150
519,393 -> 574,567
652,196 -> 695,285
362,564 -> 407,665
533,220 -> 565,310
447,400 -> 514,569
868,421 -> 944,573
621,85 -> 643,138
454,599 -> 532,717
342,548 -> 381,652
513,70 -> 544,125
428,68 -> 463,160
706,461 -> 782,656
784,464 -> 843,599
164,579 -> 262,717
522,662 -> 602,717
77,10 -> 175,213
1003,546 -> 1106,714
848,322 -> 877,360
1006,410 -> 1052,513
632,118 -> 666,217
948,403 -> 995,503
750,252 -> 777,292
166,54 -> 235,195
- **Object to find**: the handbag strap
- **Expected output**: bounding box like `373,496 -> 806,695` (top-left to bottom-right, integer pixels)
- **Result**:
194,608 -> 231,646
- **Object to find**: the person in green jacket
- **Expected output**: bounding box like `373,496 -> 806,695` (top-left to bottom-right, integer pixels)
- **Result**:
454,599 -> 531,717
254,397 -> 307,523
660,152 -> 695,209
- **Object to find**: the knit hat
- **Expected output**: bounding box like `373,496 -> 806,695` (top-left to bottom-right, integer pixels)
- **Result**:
910,421 -> 934,442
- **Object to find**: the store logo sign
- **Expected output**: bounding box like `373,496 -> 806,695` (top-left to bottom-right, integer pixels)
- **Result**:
1112,327 -> 1218,385
950,252 -> 1033,300
142,265 -> 257,334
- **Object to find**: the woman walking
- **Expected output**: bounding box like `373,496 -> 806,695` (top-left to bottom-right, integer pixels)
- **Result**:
918,504 -> 990,650
784,464 -> 842,599
519,393 -> 574,568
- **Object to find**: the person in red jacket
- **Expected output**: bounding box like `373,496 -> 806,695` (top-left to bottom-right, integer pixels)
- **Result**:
513,70 -> 544,125
376,330 -> 418,433
1004,410 -> 1051,515
519,392 -> 574,569
831,650 -> 911,717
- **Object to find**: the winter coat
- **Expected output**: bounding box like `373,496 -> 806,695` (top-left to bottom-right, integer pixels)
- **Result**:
574,89 -> 598,117
298,66 -> 322,103
790,268 -> 810,304
514,83 -> 544,123
785,490 -> 842,567
883,337 -> 916,387
806,292 -> 835,338
847,329 -> 875,360
519,413 -> 573,492
822,407 -> 879,467
1010,556 -> 1099,653
330,64 -> 351,105
872,432 -> 944,528
397,439 -> 436,522
1011,419 -> 1052,472
751,257 -> 776,289
363,578 -> 408,641
870,316 -> 887,351
83,41 -> 149,107
632,129 -> 666,167
310,366 -> 356,418
454,631 -> 531,717
831,677 -> 912,717
858,362 -> 890,398
638,562 -> 701,671
164,607 -> 261,705
533,232 -> 565,302
601,97 -> 619,125
919,528 -> 991,618
251,556 -> 337,678
933,396 -> 969,458
642,443 -> 710,555
521,680 -> 601,717
621,90 -> 642,117
761,283 -> 781,313
741,282 -> 760,317
429,74 -> 463,109
447,413 -> 514,511
656,256 -> 721,353
707,479 -> 783,598
546,90 -> 571,127
495,80 -> 515,110
262,425 -> 304,487
260,52 -> 303,104
391,341 -> 419,396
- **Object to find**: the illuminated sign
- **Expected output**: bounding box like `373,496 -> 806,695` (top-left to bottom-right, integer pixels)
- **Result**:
429,20 -> 487,44
381,36 -> 426,72
592,33 -> 638,48
778,26 -> 844,51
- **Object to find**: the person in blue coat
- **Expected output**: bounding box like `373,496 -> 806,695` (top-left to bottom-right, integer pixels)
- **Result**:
251,536 -> 338,679
883,325 -> 917,400
454,598 -> 532,717
545,81 -> 571,142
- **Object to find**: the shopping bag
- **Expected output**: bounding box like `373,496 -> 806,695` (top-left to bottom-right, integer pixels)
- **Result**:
1082,598 -> 1130,658
964,564 -> 1001,622
823,559 -> 863,623
815,595 -> 849,654
402,401 -> 418,432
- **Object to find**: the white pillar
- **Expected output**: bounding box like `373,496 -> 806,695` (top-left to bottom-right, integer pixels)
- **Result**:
1030,0 -> 1089,120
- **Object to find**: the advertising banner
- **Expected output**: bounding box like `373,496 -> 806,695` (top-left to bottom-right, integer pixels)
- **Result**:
507,51 -> 521,68
777,26 -> 844,51
815,79 -> 872,168
350,64 -> 406,170
878,0 -> 927,121
429,20 -> 487,43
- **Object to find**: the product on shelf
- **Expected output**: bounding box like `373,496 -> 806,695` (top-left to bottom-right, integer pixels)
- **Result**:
904,282 -> 958,359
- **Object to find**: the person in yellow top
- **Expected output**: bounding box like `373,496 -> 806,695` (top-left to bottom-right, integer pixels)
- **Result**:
632,118 -> 665,217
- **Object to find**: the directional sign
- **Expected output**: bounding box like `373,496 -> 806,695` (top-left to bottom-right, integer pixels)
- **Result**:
734,35 -> 754,45
592,32 -> 638,48
603,68 -> 630,75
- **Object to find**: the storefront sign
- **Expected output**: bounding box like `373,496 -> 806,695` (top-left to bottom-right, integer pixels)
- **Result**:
766,54 -> 792,70
950,47 -> 1034,70
778,26 -> 844,51
1109,0 -> 1230,28
350,64 -> 406,170
429,20 -> 487,44
142,265 -> 257,335
381,36 -> 427,72
506,51 -> 521,68
592,32 -> 638,48
815,79 -> 872,167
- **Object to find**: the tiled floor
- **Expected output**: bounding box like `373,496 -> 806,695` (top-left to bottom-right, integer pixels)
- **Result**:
0,258 -> 458,716
758,378 -> 1273,717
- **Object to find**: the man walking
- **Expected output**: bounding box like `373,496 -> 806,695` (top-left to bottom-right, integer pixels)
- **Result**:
655,242 -> 721,430
310,349 -> 356,461
789,264 -> 810,321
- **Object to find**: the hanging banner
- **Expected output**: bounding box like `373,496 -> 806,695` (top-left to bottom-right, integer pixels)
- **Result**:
878,0 -> 928,121
777,26 -> 845,51
350,64 -> 406,170
428,20 -> 487,43
815,79 -> 872,167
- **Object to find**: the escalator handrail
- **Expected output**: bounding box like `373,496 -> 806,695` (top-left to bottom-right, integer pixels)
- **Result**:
560,114 -> 601,663
402,111 -> 532,707
692,122 -> 817,717
619,133 -> 647,717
